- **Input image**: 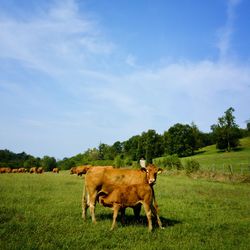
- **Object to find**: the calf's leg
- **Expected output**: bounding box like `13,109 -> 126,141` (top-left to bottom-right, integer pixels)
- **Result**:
111,204 -> 120,230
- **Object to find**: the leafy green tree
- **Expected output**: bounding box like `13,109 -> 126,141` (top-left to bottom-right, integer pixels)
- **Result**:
164,123 -> 196,157
24,156 -> 41,168
137,130 -> 164,163
41,156 -> 57,171
123,135 -> 140,160
98,143 -> 114,160
57,158 -> 75,170
211,107 -> 241,151
246,119 -> 250,135
111,141 -> 122,155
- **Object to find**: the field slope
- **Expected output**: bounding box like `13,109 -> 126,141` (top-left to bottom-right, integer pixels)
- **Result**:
181,137 -> 250,173
0,171 -> 250,249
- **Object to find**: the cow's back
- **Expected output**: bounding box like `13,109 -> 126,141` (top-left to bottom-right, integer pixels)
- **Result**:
85,168 -> 147,193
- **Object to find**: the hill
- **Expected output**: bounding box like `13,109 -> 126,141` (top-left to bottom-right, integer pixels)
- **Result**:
181,137 -> 250,174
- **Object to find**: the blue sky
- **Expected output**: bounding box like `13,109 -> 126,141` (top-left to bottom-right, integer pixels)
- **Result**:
0,0 -> 249,159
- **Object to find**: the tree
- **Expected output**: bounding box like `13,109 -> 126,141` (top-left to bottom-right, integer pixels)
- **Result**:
211,107 -> 241,151
164,123 -> 196,157
24,156 -> 41,168
137,130 -> 164,163
123,135 -> 140,160
246,119 -> 250,133
41,156 -> 57,171
98,143 -> 113,160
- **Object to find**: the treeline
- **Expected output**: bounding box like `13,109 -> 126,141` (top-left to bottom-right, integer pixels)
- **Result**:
58,108 -> 249,169
1,107 -> 249,170
0,150 -> 56,171
58,124 -> 213,169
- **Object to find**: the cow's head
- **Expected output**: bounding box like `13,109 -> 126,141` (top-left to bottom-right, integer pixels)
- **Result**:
141,164 -> 163,185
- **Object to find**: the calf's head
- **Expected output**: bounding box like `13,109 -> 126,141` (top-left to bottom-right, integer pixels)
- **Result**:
142,164 -> 163,185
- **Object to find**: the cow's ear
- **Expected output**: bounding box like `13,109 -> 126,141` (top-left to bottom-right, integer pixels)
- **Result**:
140,167 -> 147,172
157,168 -> 163,174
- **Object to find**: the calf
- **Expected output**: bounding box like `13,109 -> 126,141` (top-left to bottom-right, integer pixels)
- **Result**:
98,183 -> 163,231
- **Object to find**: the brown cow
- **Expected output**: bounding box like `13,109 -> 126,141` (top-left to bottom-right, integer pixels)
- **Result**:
76,165 -> 92,176
82,164 -> 162,224
0,167 -> 11,173
18,168 -> 26,173
36,167 -> 44,174
70,167 -> 77,174
98,183 -> 163,231
12,168 -> 18,173
30,167 -> 37,173
52,168 -> 59,173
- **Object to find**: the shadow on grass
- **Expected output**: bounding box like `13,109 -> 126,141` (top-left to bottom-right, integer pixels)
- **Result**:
97,213 -> 181,228
193,150 -> 206,155
217,147 -> 243,153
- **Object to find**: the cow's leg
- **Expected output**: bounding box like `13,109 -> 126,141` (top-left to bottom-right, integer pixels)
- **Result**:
142,202 -> 152,232
82,184 -> 88,220
88,189 -> 97,224
151,203 -> 164,229
133,204 -> 142,222
111,204 -> 120,230
120,207 -> 126,225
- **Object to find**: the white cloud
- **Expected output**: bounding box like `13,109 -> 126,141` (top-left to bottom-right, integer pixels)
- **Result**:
0,0 -> 114,77
216,0 -> 241,60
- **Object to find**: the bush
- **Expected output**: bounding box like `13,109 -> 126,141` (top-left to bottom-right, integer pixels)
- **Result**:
132,161 -> 140,169
184,159 -> 200,173
90,160 -> 114,166
124,156 -> 133,166
114,156 -> 124,168
154,155 -> 183,170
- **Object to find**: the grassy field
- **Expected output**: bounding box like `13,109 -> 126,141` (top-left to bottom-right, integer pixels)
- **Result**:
181,137 -> 250,174
0,171 -> 250,250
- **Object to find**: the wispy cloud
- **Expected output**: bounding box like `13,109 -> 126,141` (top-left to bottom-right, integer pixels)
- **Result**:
216,0 -> 241,60
0,0 -> 114,76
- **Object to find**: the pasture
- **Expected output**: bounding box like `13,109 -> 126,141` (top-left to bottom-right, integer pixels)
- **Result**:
181,137 -> 250,174
0,171 -> 249,250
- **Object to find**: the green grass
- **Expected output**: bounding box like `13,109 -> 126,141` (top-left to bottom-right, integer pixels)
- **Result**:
181,137 -> 250,173
1,171 -> 250,249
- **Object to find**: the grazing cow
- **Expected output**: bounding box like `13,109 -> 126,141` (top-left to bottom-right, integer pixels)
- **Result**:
18,168 -> 26,173
76,165 -> 92,176
82,164 -> 162,224
98,183 -> 163,231
52,168 -> 60,173
70,167 -> 77,175
36,167 -> 44,174
12,168 -> 18,173
0,167 -> 12,173
30,167 -> 37,174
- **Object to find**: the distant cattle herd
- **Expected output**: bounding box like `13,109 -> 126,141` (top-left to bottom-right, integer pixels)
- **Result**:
0,167 -> 59,174
1,163 -> 164,231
